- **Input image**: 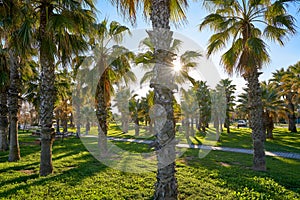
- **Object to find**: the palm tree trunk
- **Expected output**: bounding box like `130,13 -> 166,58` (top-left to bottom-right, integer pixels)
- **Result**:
121,114 -> 128,133
96,78 -> 108,157
149,120 -> 153,134
286,95 -> 297,133
8,50 -> 20,162
63,116 -> 67,133
185,118 -> 190,140
262,111 -> 267,138
56,118 -> 60,133
134,116 -> 140,136
190,118 -> 194,136
39,2 -> 55,176
195,117 -> 199,130
266,115 -> 274,139
149,0 -> 177,199
0,90 -> 9,151
245,71 -> 266,171
225,108 -> 230,133
75,104 -> 81,136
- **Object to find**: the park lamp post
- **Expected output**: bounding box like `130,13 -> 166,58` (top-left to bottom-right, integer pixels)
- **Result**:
66,99 -> 71,133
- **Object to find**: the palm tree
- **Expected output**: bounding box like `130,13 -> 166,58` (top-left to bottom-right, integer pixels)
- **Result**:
271,64 -> 299,133
88,20 -> 136,157
200,0 -> 296,171
180,88 -> 198,139
216,79 -> 236,133
0,0 -> 34,161
129,94 -> 142,136
8,50 -> 22,162
71,55 -> 90,137
114,87 -> 131,133
210,89 -> 226,140
194,80 -> 211,133
236,88 -> 250,125
0,46 -> 9,151
34,0 -> 96,176
139,91 -> 154,134
261,81 -> 284,139
110,0 -> 189,198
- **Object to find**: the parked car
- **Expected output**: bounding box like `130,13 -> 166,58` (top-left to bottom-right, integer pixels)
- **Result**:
237,120 -> 247,128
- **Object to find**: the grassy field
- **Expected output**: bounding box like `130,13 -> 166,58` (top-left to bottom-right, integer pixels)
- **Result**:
0,129 -> 299,199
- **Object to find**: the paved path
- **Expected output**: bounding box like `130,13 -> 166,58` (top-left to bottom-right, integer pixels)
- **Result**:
83,136 -> 300,160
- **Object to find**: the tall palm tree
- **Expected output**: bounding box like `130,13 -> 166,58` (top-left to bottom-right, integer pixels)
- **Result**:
71,55 -> 90,137
88,20 -> 136,157
8,50 -> 22,162
216,79 -> 236,133
0,46 -> 9,151
200,0 -> 296,171
34,0 -> 96,176
0,0 -> 34,161
110,0 -> 189,198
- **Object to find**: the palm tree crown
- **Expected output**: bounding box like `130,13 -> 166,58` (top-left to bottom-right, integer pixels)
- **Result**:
200,0 -> 296,75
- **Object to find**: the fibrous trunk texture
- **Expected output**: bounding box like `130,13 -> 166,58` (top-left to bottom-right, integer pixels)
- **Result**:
245,70 -> 266,171
39,2 -> 55,176
96,74 -> 108,157
0,90 -> 9,151
149,0 -> 178,199
8,50 -> 20,162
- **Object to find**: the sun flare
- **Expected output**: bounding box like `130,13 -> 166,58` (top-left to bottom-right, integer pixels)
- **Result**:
173,58 -> 181,72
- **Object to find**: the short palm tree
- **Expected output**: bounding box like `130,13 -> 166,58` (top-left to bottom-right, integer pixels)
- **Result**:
271,66 -> 298,132
194,80 -> 211,133
210,89 -> 226,139
200,0 -> 296,171
180,88 -> 198,139
113,86 -> 132,133
129,94 -> 142,136
216,79 -> 236,133
236,88 -> 250,122
139,91 -> 154,134
261,81 -> 284,139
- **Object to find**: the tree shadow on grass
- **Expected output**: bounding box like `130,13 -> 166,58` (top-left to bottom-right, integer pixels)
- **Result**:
0,161 -> 40,173
180,148 -> 300,198
0,150 -> 108,199
0,136 -> 111,198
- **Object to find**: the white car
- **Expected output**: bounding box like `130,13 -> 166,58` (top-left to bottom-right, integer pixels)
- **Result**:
237,120 -> 247,128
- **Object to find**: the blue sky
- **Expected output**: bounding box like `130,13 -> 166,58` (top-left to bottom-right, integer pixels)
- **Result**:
96,1 -> 300,94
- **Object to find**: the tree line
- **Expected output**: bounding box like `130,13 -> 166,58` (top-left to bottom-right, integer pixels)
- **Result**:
0,0 -> 299,199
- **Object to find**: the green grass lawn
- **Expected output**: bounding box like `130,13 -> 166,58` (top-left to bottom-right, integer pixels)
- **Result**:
83,123 -> 300,154
0,130 -> 299,199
